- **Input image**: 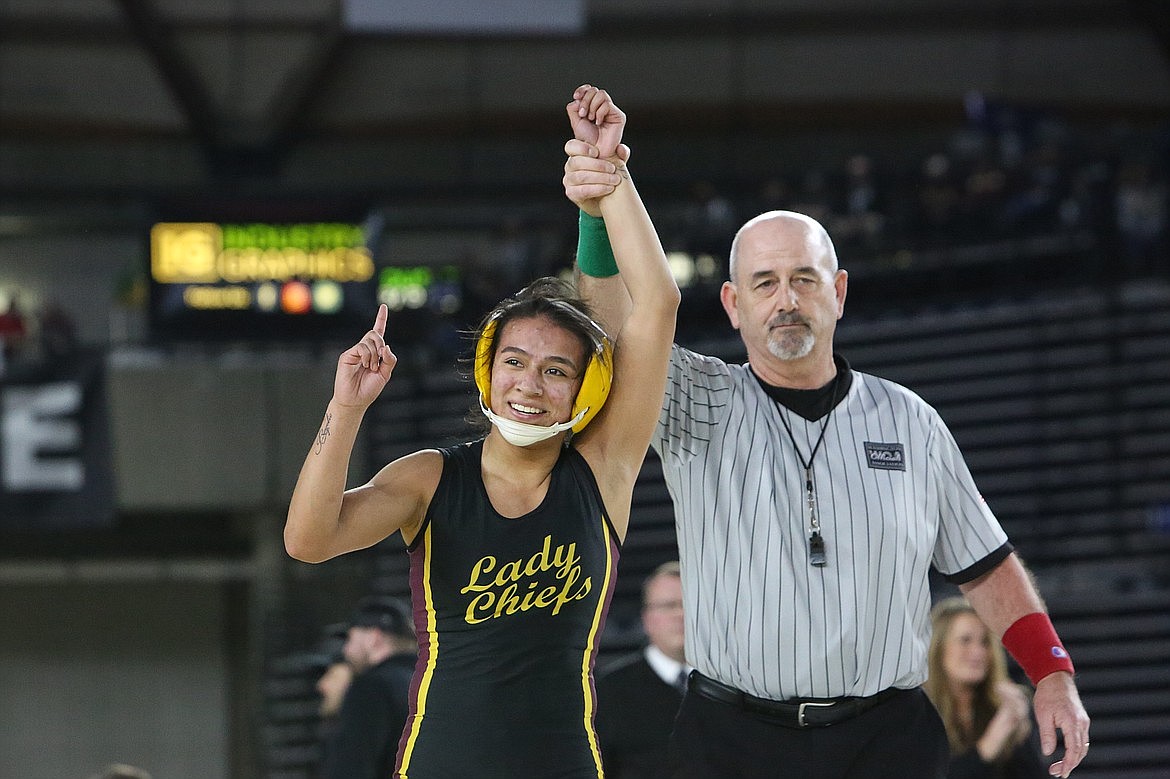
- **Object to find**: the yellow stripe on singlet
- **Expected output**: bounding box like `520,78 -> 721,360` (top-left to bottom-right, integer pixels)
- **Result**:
580,514 -> 614,778
398,524 -> 438,779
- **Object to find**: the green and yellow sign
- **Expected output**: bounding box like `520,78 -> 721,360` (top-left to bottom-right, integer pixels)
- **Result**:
148,221 -> 377,339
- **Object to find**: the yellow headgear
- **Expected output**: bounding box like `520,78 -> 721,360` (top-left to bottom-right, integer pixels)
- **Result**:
474,303 -> 613,434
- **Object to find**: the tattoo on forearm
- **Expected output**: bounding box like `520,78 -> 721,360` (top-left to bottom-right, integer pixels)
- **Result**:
315,413 -> 332,454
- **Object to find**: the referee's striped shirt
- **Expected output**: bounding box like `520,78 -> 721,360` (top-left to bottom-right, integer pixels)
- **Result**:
652,345 -> 1009,701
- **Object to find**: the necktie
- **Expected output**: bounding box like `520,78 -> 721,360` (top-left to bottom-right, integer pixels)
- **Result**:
674,669 -> 689,695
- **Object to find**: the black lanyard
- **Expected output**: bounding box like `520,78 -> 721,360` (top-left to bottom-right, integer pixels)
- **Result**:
774,373 -> 839,567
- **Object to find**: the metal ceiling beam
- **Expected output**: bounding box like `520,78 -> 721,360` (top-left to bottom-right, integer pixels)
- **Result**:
113,0 -> 223,159
264,24 -> 347,165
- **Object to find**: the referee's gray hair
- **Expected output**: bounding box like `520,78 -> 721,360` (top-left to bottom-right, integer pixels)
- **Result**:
727,210 -> 839,281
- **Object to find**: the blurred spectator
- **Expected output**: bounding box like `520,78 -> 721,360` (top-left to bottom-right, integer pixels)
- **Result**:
320,595 -> 418,779
315,657 -> 356,768
961,154 -> 1010,237
1058,161 -> 1113,235
915,152 -> 963,246
313,621 -> 354,750
494,214 -> 539,291
843,154 -> 880,217
991,105 -> 1027,173
317,660 -> 354,720
1114,159 -> 1167,278
595,562 -> 689,779
832,153 -> 887,254
924,597 -> 1047,779
790,168 -> 833,226
460,249 -> 511,327
685,179 -> 738,258
0,290 -> 28,375
998,142 -> 1065,237
38,295 -> 78,361
748,176 -> 794,219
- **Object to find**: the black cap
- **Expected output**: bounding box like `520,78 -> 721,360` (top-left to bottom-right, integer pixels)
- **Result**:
349,595 -> 414,639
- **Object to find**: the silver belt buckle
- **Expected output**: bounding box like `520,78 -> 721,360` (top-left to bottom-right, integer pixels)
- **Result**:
797,701 -> 836,727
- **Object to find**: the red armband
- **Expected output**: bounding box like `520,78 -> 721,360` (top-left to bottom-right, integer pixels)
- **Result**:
1001,611 -> 1075,685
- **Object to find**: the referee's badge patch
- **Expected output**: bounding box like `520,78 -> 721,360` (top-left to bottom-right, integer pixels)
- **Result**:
864,442 -> 906,471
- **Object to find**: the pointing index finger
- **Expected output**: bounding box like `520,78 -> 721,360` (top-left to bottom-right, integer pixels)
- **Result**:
373,303 -> 388,338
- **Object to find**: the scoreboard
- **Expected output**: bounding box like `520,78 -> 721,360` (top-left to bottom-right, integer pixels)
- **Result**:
148,221 -> 378,341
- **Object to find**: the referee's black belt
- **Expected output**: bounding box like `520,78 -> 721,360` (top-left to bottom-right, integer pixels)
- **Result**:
687,671 -> 902,728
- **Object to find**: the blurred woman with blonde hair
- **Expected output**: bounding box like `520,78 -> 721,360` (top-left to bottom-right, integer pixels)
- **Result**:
925,597 -> 1047,779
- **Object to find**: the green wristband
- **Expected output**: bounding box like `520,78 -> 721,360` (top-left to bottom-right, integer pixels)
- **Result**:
576,211 -> 619,278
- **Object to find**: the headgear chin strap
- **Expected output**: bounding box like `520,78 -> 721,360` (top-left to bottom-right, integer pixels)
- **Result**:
474,302 -> 613,441
479,399 -> 587,447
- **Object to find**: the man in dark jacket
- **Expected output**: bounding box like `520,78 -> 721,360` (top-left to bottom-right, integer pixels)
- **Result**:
595,562 -> 689,778
320,594 -> 417,779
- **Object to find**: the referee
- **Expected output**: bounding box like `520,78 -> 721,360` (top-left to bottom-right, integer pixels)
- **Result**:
563,161 -> 1090,778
